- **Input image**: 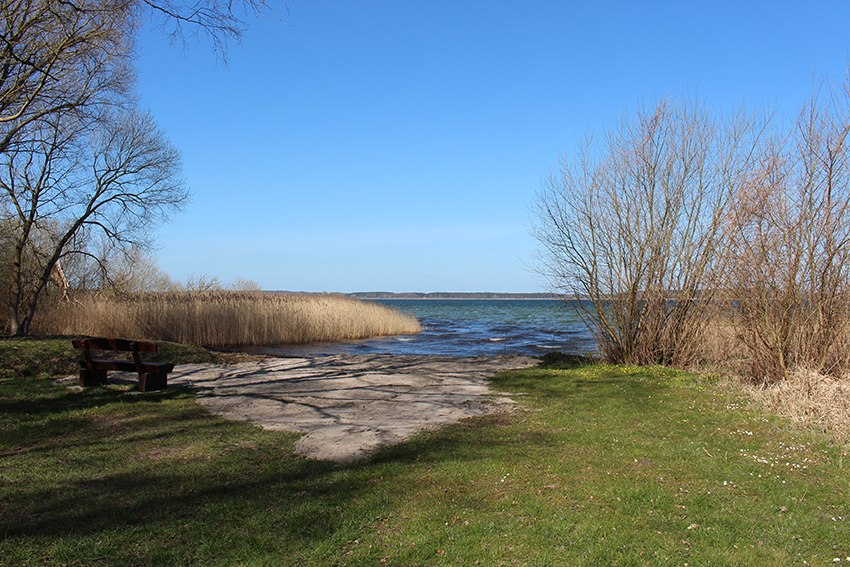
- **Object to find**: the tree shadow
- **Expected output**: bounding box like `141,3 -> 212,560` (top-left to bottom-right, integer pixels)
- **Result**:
0,364 -> 563,564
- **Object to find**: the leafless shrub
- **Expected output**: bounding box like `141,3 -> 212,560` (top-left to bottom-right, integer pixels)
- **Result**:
80,244 -> 179,293
230,277 -> 262,291
723,80 -> 850,384
535,99 -> 765,366
688,304 -> 747,370
182,273 -> 223,292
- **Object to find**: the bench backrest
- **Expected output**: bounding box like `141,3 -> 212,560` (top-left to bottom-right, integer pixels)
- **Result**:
72,337 -> 158,379
71,338 -> 158,353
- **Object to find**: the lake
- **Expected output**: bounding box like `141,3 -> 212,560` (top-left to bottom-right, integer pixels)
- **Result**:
250,299 -> 597,357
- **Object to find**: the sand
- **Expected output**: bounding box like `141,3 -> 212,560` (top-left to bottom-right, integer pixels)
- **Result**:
166,354 -> 535,462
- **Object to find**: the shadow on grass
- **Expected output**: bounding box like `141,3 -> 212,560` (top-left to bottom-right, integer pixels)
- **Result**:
538,351 -> 598,369
0,382 -> 191,414
2,426 -> 539,536
0,381 -> 191,427
0,375 -> 559,562
0,356 -> 688,563
0,382 -> 201,461
2,454 -> 344,542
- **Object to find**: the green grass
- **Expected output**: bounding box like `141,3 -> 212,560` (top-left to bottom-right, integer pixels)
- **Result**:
1,342 -> 849,565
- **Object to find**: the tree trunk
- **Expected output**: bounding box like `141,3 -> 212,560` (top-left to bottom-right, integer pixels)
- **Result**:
9,307 -> 21,336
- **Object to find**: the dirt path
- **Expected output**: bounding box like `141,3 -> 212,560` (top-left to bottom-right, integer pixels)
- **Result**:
168,354 -> 535,462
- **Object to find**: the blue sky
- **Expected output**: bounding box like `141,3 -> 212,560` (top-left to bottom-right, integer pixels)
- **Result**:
135,1 -> 850,292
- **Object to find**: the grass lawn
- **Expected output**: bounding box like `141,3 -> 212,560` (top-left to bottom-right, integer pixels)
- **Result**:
1,339 -> 849,565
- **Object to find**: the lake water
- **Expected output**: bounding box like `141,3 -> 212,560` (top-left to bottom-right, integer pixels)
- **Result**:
250,299 -> 597,358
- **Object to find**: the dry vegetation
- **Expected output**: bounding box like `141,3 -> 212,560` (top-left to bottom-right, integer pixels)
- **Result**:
693,316 -> 850,443
750,368 -> 850,442
32,292 -> 421,347
536,79 -> 850,439
537,84 -> 850,382
536,100 -> 766,367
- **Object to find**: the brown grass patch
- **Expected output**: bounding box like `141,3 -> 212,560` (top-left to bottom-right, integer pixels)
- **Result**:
748,368 -> 850,442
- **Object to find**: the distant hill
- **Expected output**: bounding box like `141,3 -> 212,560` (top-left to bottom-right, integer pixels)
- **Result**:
349,292 -> 564,300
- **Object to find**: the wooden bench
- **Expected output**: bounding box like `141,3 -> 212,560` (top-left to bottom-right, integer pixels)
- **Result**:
71,338 -> 174,392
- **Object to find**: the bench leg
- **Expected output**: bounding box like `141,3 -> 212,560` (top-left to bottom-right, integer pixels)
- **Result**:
139,372 -> 167,392
79,369 -> 108,387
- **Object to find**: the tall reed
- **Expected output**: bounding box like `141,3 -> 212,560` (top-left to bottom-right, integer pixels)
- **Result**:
34,291 -> 421,347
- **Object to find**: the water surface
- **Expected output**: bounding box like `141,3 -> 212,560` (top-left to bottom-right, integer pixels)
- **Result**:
250,299 -> 596,358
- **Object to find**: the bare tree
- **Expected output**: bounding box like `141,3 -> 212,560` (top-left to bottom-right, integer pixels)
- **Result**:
0,0 -> 267,156
183,273 -> 222,292
67,239 -> 177,293
142,0 -> 269,55
1,108 -> 187,335
0,0 -> 135,155
0,0 -> 265,334
535,99 -> 766,365
230,277 -> 261,291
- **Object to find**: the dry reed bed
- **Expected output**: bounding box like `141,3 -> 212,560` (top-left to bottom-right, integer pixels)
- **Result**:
35,292 -> 421,347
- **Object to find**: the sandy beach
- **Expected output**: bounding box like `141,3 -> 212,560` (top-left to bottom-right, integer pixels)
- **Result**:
167,354 -> 536,462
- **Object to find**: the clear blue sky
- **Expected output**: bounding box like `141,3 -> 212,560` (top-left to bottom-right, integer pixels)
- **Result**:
135,1 -> 850,292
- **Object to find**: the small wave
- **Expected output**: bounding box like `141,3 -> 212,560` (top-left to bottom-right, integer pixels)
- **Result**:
395,337 -> 415,342
488,337 -> 507,342
491,326 -> 515,333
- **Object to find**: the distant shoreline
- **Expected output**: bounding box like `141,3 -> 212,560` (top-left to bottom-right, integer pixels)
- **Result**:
349,292 -> 569,300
